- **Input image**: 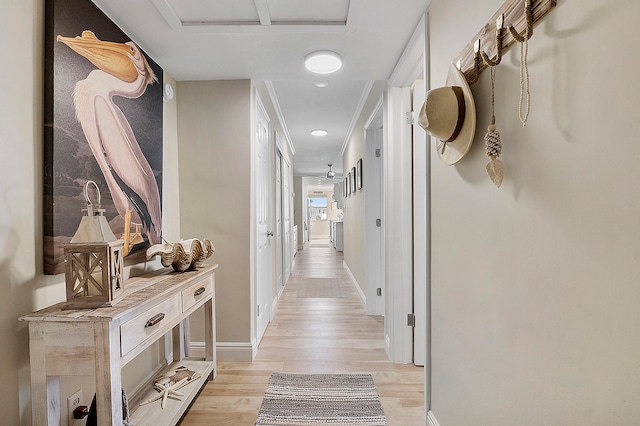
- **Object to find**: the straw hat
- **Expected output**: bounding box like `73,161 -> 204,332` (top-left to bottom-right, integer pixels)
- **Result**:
418,64 -> 476,165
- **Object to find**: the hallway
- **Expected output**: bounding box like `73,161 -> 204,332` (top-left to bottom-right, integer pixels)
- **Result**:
180,240 -> 424,425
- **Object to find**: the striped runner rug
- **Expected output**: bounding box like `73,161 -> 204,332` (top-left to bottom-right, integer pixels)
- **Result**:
255,372 -> 388,425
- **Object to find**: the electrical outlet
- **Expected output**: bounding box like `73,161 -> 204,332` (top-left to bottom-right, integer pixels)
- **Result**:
67,389 -> 83,425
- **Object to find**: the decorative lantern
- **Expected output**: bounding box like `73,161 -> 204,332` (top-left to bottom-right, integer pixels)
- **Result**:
62,181 -> 125,309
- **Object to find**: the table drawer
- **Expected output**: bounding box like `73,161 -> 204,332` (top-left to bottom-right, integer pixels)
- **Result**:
182,276 -> 214,313
120,294 -> 181,357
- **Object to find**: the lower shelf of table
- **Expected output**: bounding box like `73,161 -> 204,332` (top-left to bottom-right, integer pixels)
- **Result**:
128,359 -> 214,426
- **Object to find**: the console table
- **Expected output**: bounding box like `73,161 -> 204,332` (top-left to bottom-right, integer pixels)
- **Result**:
20,263 -> 218,426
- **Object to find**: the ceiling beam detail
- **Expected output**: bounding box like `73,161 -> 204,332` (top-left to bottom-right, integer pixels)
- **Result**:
149,0 -> 354,34
345,0 -> 364,34
254,0 -> 272,26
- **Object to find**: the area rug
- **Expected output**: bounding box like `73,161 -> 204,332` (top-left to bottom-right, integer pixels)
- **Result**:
255,372 -> 388,425
297,278 -> 345,298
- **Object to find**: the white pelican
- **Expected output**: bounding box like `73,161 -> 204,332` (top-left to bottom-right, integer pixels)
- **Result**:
57,30 -> 162,245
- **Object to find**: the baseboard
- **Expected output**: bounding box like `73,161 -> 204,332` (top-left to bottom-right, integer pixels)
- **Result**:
190,341 -> 254,362
427,410 -> 441,426
384,334 -> 391,359
272,286 -> 283,321
343,260 -> 366,307
189,341 -> 206,358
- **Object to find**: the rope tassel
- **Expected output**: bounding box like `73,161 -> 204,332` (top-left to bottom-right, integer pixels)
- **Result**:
485,66 -> 504,188
485,122 -> 504,188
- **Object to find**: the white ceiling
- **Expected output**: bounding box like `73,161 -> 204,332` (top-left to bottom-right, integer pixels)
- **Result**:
92,0 -> 429,179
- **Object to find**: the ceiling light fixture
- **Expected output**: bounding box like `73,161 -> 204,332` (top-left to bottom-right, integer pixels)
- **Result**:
311,129 -> 328,137
305,51 -> 343,74
314,81 -> 329,88
326,164 -> 336,179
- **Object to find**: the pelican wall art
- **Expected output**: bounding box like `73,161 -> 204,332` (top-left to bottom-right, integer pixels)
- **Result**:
44,0 -> 163,274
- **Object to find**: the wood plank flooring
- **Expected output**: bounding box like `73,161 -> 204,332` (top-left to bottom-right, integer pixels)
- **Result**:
179,239 -> 424,425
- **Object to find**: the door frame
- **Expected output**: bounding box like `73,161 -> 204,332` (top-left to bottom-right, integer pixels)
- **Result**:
274,142 -> 292,300
275,149 -> 284,299
385,11 -> 431,418
412,80 -> 427,367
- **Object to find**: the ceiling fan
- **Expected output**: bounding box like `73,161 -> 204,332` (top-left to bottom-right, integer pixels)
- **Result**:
326,164 -> 336,179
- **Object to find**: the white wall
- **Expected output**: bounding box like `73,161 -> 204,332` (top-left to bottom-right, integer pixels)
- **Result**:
3,2 -> 181,424
2,4 -> 47,423
428,0 -> 640,424
177,80 -> 253,354
178,80 -> 293,358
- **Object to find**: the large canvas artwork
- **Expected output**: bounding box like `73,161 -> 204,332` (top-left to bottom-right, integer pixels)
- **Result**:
44,0 -> 163,274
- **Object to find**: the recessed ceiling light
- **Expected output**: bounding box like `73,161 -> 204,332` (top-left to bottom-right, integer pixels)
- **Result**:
314,81 -> 329,88
311,129 -> 328,137
305,51 -> 343,74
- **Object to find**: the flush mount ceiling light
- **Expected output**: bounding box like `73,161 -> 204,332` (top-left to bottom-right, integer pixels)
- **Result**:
305,51 -> 343,74
326,164 -> 336,179
311,129 -> 328,137
314,81 -> 329,88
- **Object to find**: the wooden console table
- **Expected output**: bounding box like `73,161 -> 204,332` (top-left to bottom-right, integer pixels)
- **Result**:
20,263 -> 218,426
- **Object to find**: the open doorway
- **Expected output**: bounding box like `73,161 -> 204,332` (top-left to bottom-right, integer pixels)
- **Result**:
308,195 -> 329,239
302,177 -> 343,246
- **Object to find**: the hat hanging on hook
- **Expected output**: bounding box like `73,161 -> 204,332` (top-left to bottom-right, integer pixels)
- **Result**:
419,64 -> 477,165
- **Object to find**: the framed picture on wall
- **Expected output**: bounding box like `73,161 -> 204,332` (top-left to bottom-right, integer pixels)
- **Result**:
356,158 -> 363,189
43,0 -> 164,274
351,166 -> 357,193
347,172 -> 351,196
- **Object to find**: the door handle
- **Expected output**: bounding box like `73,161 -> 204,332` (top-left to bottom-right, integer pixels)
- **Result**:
267,231 -> 274,237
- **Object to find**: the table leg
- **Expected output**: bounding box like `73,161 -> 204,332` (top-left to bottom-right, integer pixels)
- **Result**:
204,298 -> 216,380
94,321 -> 122,424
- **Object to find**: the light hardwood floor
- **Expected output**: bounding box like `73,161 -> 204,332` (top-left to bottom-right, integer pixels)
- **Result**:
179,239 -> 425,425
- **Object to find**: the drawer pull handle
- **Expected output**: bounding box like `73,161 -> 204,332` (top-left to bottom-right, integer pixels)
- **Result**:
194,287 -> 206,297
145,313 -> 165,328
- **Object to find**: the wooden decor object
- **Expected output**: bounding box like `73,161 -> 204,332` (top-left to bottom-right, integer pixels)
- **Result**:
453,0 -> 556,84
61,181 -> 125,309
62,240 -> 125,309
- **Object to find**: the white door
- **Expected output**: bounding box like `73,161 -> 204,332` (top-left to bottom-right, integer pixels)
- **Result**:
255,95 -> 272,344
275,151 -> 284,295
282,158 -> 292,281
384,86 -> 414,364
365,99 -> 385,316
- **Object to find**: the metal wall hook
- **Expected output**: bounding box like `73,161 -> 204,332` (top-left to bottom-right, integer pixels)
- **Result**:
459,40 -> 482,84
451,0 -> 556,85
481,14 -> 504,67
508,0 -> 534,42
